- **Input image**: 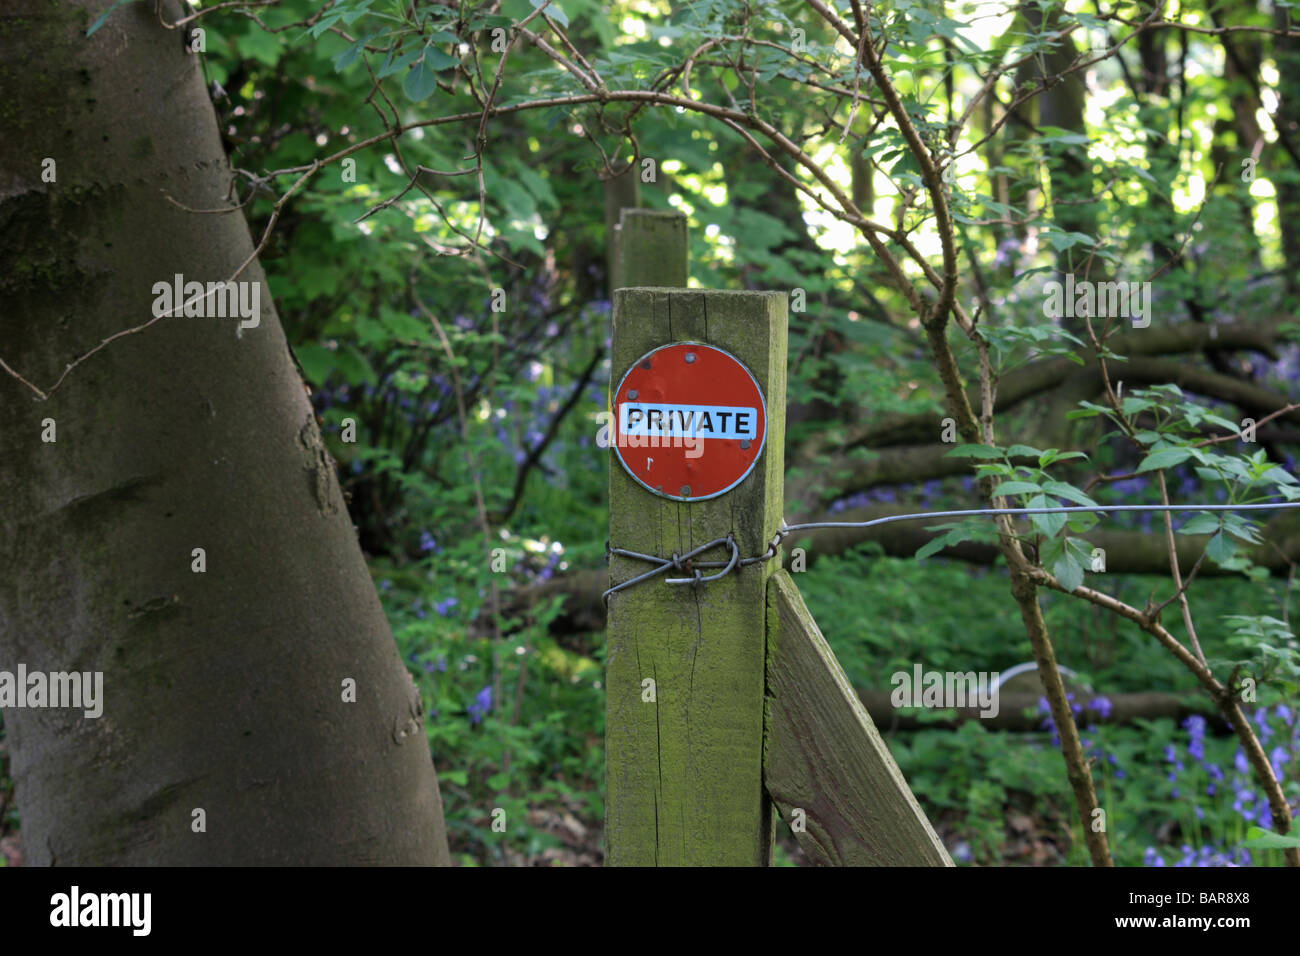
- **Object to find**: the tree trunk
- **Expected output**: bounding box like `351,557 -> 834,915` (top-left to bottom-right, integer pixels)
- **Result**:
0,0 -> 450,864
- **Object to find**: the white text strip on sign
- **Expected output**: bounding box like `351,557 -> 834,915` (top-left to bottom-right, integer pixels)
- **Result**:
619,403 -> 760,441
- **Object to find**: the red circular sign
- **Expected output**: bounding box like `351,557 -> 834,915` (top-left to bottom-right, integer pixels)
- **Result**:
611,342 -> 766,501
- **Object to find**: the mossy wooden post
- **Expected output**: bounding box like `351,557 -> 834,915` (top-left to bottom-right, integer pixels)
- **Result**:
603,167 -> 640,291
765,571 -> 954,865
606,289 -> 787,865
612,209 -> 688,290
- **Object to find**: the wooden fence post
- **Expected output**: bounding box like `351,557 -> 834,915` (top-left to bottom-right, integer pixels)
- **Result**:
765,570 -> 954,865
603,167 -> 640,291
603,207 -> 947,867
605,288 -> 787,865
612,209 -> 688,290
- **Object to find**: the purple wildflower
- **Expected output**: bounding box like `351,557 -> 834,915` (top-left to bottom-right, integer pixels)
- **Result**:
468,684 -> 492,725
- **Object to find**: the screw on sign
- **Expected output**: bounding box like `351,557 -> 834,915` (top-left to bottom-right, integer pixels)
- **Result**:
611,342 -> 767,500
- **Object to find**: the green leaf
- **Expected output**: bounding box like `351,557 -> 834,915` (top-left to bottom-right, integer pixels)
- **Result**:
333,34 -> 373,72
1040,449 -> 1089,466
1241,827 -> 1300,850
1137,447 -> 1192,473
1120,396 -> 1155,416
992,480 -> 1042,497
309,12 -> 345,38
1178,513 -> 1223,536
1040,481 -> 1098,508
425,46 -> 460,70
404,49 -> 442,101
378,46 -> 422,78
1027,494 -> 1067,538
292,344 -> 337,386
1006,444 -> 1043,459
1206,531 -> 1236,565
1222,513 -> 1262,544
1053,549 -> 1084,592
914,537 -> 946,561
441,770 -> 469,786
531,0 -> 569,28
469,15 -> 516,29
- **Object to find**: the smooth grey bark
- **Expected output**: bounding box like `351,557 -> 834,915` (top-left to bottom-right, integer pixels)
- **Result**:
0,0 -> 450,864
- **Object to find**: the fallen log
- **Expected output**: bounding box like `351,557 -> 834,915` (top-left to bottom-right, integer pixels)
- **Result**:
858,688 -> 1224,732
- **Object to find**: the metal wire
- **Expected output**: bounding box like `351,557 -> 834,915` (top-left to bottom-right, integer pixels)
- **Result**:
602,500 -> 1300,601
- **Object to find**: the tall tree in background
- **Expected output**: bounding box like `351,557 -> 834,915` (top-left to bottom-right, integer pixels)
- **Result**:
0,0 -> 449,864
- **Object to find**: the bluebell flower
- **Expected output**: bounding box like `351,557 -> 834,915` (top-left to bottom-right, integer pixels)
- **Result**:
1260,802 -> 1274,829
468,684 -> 492,725
1270,745 -> 1288,778
434,597 -> 458,617
1235,749 -> 1250,774
419,530 -> 437,554
1278,704 -> 1294,726
1254,708 -> 1271,741
1090,696 -> 1113,719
